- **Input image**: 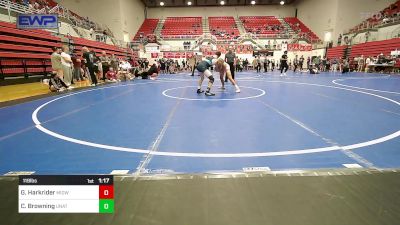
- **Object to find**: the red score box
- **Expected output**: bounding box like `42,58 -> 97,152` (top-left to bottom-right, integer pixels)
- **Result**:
99,185 -> 114,199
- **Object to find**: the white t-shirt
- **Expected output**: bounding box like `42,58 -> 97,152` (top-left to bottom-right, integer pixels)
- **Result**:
61,52 -> 71,67
119,62 -> 132,70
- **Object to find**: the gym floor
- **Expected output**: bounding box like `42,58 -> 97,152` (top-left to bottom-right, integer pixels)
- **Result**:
0,71 -> 399,175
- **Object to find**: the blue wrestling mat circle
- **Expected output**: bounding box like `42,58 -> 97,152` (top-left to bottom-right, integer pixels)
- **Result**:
1,72 -> 400,174
162,86 -> 266,101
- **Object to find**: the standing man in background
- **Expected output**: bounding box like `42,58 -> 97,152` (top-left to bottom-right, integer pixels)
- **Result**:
110,54 -> 119,73
191,53 -> 198,76
280,51 -> 289,76
61,46 -> 73,86
299,55 -> 304,72
293,55 -> 299,73
225,49 -> 236,81
82,47 -> 98,86
357,55 -> 365,72
51,47 -> 63,79
263,55 -> 269,73
99,51 -> 110,81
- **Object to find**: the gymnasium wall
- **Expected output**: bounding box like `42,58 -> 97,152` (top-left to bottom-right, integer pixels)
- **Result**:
295,0 -> 397,43
147,5 -> 296,18
56,0 -> 145,41
295,0 -> 339,41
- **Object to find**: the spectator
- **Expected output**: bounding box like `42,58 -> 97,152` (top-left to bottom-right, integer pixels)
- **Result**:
118,60 -> 134,81
110,54 -> 119,72
102,30 -> 107,42
82,47 -> 98,86
338,34 -> 342,46
71,54 -> 84,81
89,27 -> 94,40
299,55 -> 304,71
93,57 -> 103,81
326,58 -> 331,71
106,67 -> 119,82
357,55 -> 365,72
99,51 -> 110,81
342,59 -> 350,74
333,58 -> 340,72
48,74 -> 70,92
61,46 -> 73,86
50,47 -> 63,79
365,57 -> 372,73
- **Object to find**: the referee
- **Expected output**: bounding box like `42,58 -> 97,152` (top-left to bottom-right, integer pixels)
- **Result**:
225,49 -> 236,82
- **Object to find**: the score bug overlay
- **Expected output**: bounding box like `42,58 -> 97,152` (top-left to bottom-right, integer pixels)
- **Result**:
18,175 -> 114,213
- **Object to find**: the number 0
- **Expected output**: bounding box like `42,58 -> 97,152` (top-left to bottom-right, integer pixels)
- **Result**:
104,204 -> 108,209
104,190 -> 109,195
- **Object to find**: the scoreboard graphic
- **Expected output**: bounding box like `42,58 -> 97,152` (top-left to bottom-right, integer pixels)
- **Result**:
18,175 -> 114,213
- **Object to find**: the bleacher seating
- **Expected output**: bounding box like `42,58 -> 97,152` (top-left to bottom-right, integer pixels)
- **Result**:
0,20 -> 133,80
240,16 -> 283,36
350,38 -> 400,59
348,0 -> 400,34
0,21 -> 60,78
71,37 -> 128,58
326,45 -> 347,60
134,19 -> 159,41
208,17 -> 240,40
284,17 -> 320,43
161,17 -> 202,38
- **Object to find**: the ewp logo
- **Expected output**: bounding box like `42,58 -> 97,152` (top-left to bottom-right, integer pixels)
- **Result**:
17,14 -> 58,29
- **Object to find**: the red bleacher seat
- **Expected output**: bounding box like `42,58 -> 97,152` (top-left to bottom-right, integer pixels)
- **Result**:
326,45 -> 347,59
209,17 -> 240,40
134,19 -> 159,40
348,0 -> 400,34
350,38 -> 400,59
161,17 -> 202,38
240,16 -> 282,37
284,17 -> 320,43
2,68 -> 25,74
0,20 -> 135,79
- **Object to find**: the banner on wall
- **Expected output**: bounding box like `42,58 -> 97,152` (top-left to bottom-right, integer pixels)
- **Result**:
186,52 -> 194,58
287,44 -> 312,52
216,44 -> 254,54
162,52 -> 196,58
151,53 -> 159,58
145,43 -> 160,53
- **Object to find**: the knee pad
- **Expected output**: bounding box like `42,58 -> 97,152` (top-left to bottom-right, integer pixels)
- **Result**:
209,76 -> 215,83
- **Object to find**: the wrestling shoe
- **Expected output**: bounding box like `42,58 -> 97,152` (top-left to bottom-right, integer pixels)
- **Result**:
235,88 -> 241,93
197,89 -> 204,94
219,86 -> 226,90
205,91 -> 215,96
